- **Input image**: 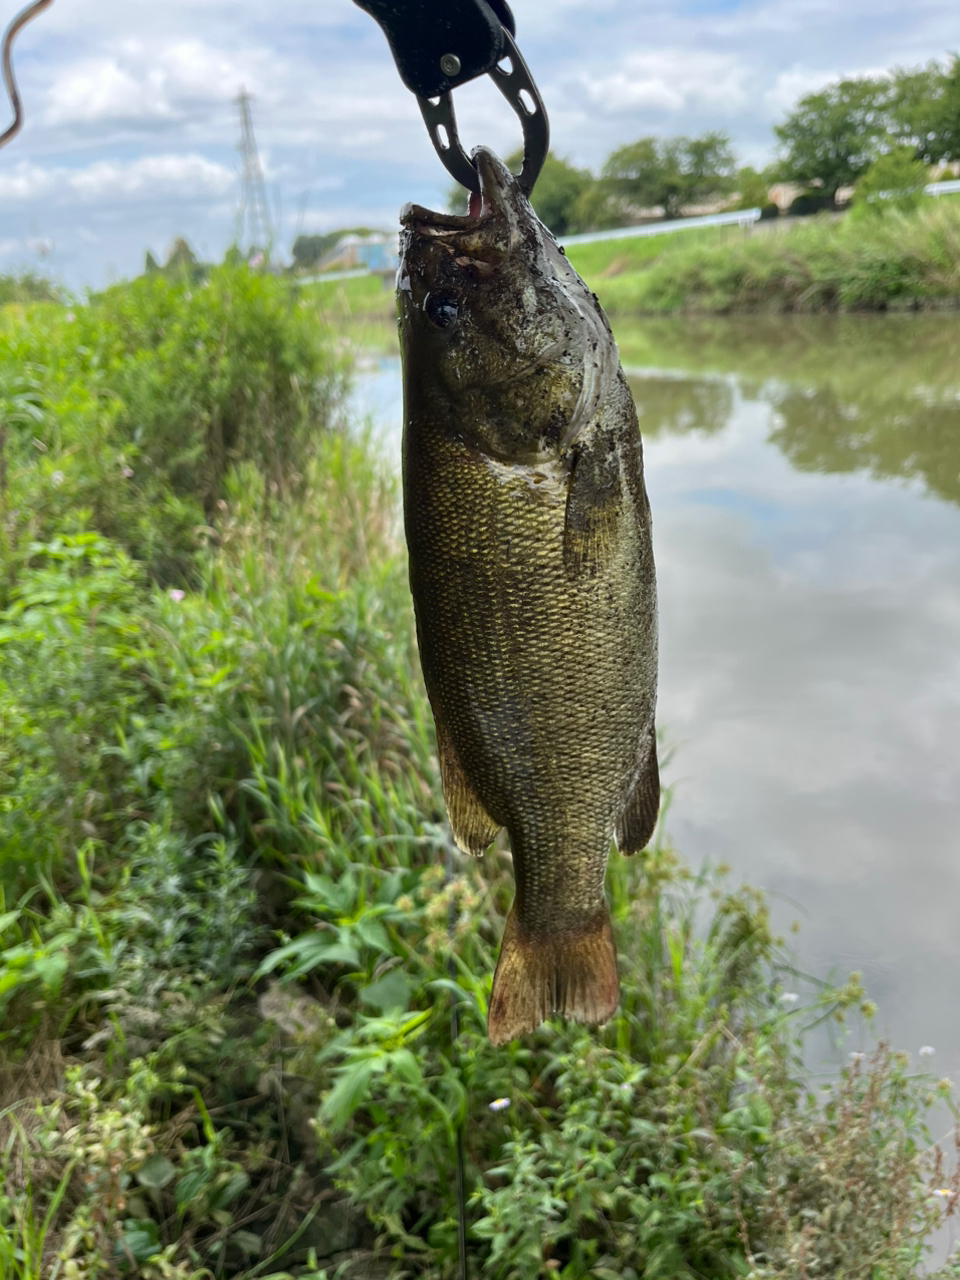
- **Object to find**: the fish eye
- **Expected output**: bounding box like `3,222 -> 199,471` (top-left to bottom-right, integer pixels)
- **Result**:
424,291 -> 459,329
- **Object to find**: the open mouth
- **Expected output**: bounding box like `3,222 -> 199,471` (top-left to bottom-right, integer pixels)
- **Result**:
400,147 -> 515,236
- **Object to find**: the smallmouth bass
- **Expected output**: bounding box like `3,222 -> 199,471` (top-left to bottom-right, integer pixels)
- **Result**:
398,148 -> 658,1045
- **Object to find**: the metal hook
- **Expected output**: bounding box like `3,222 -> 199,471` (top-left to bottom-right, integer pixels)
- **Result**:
1,0 -> 54,153
417,29 -> 549,197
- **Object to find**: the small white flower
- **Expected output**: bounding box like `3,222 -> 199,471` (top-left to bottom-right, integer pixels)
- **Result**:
932,1188 -> 953,1199
65,311 -> 75,322
919,1045 -> 935,1058
168,588 -> 185,602
780,992 -> 799,1007
619,1082 -> 632,1093
122,466 -> 134,479
849,1052 -> 865,1062
488,1097 -> 510,1112
51,470 -> 64,487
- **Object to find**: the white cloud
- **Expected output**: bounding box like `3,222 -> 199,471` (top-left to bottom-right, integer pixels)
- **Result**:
764,66 -> 893,116
44,38 -> 283,126
579,49 -> 750,114
0,154 -> 235,204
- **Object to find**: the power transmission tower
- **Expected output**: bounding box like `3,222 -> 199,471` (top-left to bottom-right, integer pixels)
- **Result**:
235,87 -> 273,260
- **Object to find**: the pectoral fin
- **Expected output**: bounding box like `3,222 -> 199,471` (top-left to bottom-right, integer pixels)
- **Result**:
563,440 -> 623,579
616,727 -> 660,855
434,714 -> 501,856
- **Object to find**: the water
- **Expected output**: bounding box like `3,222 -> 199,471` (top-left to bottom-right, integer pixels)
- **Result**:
349,314 -> 960,1104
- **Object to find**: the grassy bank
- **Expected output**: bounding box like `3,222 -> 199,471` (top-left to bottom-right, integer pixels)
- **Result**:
1,270 -> 958,1278
569,200 -> 960,314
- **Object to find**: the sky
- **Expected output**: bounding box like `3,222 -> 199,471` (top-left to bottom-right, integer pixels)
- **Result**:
1,0 -> 958,288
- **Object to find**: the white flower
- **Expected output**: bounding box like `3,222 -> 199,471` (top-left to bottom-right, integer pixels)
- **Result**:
122,466 -> 134,479
488,1097 -> 510,1112
780,992 -> 799,1007
168,588 -> 185,602
849,1052 -> 865,1062
51,470 -> 64,487
619,1082 -> 632,1093
919,1045 -> 935,1058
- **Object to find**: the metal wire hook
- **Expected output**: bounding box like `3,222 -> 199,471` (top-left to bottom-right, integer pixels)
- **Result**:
1,0 -> 55,153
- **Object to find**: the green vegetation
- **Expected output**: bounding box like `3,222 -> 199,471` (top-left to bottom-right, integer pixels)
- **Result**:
1,272 -> 958,1277
569,197 -> 960,314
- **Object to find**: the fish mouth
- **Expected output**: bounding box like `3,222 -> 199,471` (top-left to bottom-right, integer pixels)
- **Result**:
400,147 -> 522,238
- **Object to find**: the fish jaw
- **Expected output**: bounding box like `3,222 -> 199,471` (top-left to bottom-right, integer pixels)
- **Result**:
397,148 -> 619,466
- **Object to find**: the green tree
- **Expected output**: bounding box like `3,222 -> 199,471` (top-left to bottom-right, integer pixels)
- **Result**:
774,77 -> 893,202
504,149 -> 595,235
853,145 -> 928,215
728,165 -> 773,211
890,55 -> 960,164
602,133 -> 736,219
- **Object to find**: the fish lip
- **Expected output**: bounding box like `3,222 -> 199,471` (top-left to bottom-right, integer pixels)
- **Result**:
400,147 -> 518,236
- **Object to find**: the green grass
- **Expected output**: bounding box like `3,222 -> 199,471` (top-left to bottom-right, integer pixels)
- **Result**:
565,222 -> 739,280
0,269 -> 958,1277
572,199 -> 960,314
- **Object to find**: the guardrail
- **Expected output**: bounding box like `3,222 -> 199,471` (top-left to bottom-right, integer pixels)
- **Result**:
560,207 -> 762,248
925,179 -> 960,197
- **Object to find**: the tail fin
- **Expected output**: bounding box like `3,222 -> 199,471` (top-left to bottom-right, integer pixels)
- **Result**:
487,906 -> 619,1046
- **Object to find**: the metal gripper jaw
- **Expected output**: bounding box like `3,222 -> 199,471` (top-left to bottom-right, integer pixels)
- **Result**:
352,0 -> 549,197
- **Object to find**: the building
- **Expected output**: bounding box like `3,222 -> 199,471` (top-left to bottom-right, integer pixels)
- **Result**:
318,232 -> 400,273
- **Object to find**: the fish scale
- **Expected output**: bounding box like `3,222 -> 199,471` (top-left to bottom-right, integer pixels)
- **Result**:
399,148 -> 659,1044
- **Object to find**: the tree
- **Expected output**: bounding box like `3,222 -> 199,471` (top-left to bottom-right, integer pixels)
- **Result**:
602,133 -> 736,219
890,55 -> 960,164
853,146 -> 928,216
728,166 -> 774,211
504,149 -> 595,236
773,77 -> 893,202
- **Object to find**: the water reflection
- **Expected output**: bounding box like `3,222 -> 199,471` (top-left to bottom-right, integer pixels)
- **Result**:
618,313 -> 960,507
622,316 -> 960,1139
626,373 -> 732,438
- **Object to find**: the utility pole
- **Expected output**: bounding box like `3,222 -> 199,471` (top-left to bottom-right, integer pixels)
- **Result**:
235,87 -> 273,260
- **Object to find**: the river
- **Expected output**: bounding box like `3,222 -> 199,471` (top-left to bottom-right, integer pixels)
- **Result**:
349,313 -> 960,1112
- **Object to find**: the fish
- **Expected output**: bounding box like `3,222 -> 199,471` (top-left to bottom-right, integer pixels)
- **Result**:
398,147 -> 659,1045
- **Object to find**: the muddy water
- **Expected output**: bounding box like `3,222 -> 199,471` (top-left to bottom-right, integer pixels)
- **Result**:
351,314 -> 960,1106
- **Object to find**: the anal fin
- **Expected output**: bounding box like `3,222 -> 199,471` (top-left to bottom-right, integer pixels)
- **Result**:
616,728 -> 660,855
434,714 -> 501,856
487,906 -> 619,1046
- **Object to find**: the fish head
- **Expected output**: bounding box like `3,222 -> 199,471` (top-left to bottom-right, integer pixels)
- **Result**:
399,147 -> 616,463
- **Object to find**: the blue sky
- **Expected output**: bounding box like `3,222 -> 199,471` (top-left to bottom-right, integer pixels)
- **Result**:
1,0 -> 958,287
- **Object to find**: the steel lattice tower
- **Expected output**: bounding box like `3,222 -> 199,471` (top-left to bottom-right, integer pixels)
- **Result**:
235,87 -> 273,257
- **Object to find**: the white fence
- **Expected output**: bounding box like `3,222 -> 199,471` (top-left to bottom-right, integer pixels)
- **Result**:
560,207 -> 762,248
